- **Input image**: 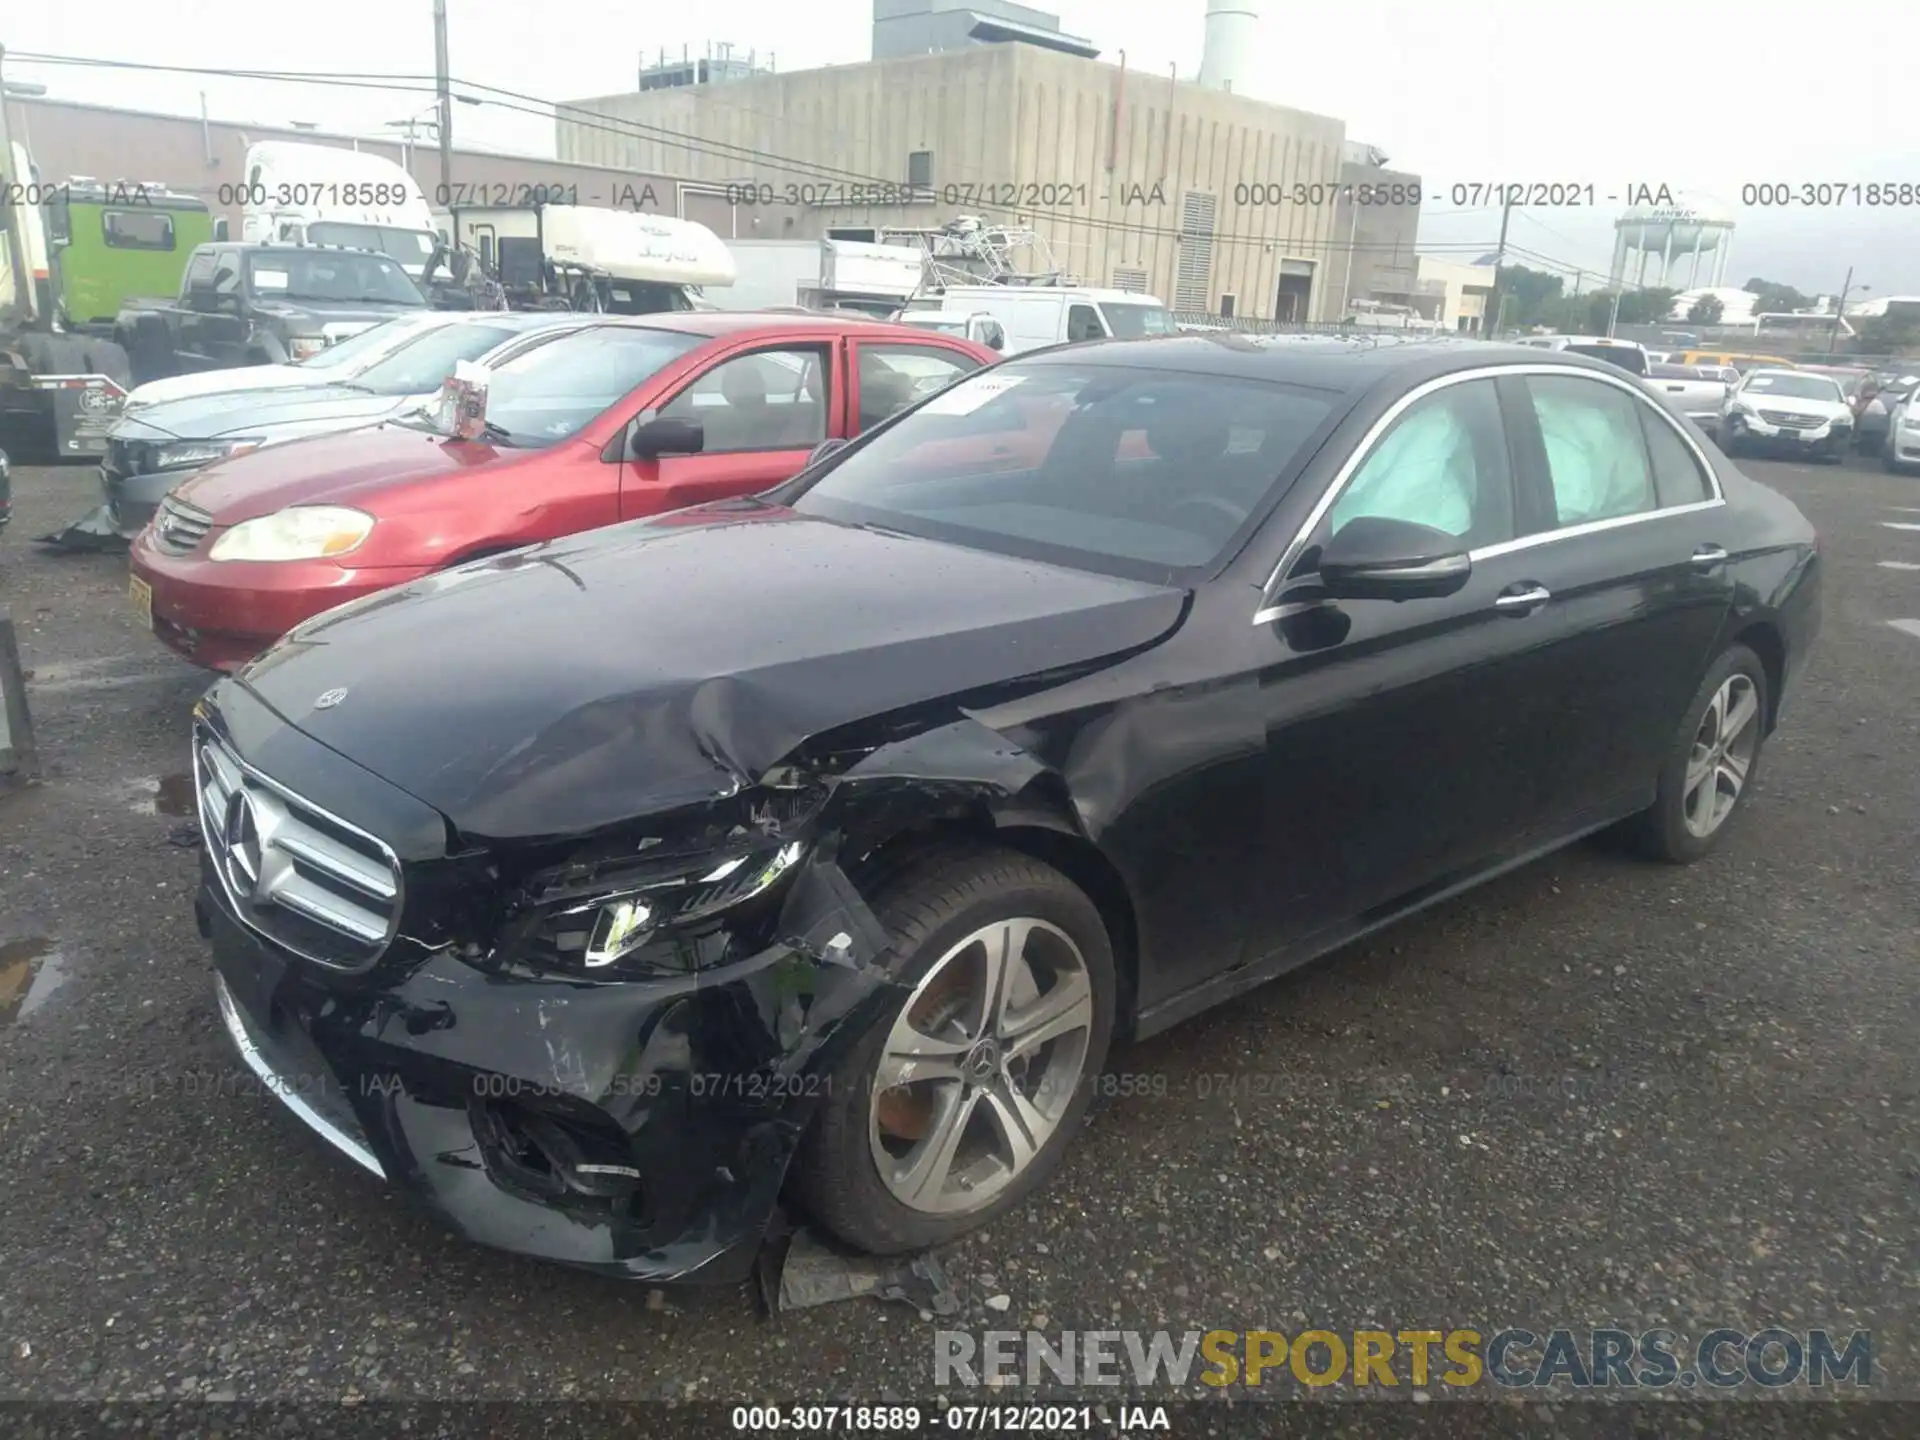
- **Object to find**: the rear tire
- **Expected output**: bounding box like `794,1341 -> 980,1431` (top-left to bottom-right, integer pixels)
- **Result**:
790,844 -> 1115,1255
1627,644 -> 1770,864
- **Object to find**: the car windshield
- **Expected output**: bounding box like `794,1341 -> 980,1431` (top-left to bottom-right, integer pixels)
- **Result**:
248,250 -> 424,306
1564,344 -> 1648,375
793,361 -> 1336,577
1742,374 -> 1844,402
307,222 -> 439,270
1098,302 -> 1178,339
475,325 -> 702,446
293,315 -> 440,371
346,322 -> 528,395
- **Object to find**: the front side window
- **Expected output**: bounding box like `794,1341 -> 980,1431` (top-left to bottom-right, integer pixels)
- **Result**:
104,209 -> 175,251
475,326 -> 701,446
794,362 -> 1335,575
1329,379 -> 1515,547
1525,374 -> 1657,527
855,344 -> 982,431
658,346 -> 829,452
1066,305 -> 1106,342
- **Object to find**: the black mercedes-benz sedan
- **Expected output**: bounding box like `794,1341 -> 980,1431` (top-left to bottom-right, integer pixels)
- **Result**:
189,335 -> 1820,1281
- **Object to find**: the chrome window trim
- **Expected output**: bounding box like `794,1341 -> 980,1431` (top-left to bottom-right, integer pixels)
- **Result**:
1254,361 -> 1726,626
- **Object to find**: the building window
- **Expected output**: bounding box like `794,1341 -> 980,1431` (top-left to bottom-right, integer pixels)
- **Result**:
907,151 -> 933,188
1219,293 -> 1236,319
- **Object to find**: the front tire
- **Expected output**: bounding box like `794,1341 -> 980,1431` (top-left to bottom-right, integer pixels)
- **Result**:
1722,421 -> 1745,456
791,845 -> 1115,1255
1628,644 -> 1769,863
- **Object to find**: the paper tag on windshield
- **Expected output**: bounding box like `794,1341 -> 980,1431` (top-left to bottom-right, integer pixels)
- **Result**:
252,269 -> 290,291
435,359 -> 491,441
921,373 -> 1027,415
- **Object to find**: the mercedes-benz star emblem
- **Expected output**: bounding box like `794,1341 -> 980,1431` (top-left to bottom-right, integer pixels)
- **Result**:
313,687 -> 349,710
224,791 -> 265,897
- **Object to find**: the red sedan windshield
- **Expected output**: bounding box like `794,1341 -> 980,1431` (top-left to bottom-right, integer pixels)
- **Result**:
467,326 -> 701,446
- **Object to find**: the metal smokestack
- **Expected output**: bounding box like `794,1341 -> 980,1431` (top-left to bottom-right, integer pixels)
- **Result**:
1199,0 -> 1258,94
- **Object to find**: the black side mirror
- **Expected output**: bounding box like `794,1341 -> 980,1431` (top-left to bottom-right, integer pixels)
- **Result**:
627,416 -> 704,459
805,437 -> 849,467
1316,516 -> 1472,601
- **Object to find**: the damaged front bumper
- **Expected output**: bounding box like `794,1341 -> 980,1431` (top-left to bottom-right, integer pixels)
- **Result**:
193,692 -> 901,1284
199,854 -> 896,1283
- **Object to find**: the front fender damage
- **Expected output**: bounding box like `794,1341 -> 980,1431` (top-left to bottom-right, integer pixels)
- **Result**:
390,713 -> 1078,1283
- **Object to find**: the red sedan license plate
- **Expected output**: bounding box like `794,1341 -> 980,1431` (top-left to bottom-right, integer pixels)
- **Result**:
130,575 -> 153,629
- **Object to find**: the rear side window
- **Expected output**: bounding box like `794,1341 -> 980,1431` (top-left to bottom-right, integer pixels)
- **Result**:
1524,374 -> 1657,526
1640,408 -> 1714,507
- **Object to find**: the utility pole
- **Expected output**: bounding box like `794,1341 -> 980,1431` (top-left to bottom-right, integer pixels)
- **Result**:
1827,266 -> 1854,355
433,0 -> 453,202
1481,194 -> 1515,339
1607,288 -> 1623,338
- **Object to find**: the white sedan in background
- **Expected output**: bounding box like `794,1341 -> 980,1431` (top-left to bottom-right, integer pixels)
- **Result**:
1719,369 -> 1854,462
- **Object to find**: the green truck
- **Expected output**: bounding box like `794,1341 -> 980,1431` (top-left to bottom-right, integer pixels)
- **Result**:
2,47 -> 213,458
45,181 -> 216,335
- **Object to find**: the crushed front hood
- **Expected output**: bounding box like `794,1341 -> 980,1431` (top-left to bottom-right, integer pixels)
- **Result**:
234,505 -> 1186,842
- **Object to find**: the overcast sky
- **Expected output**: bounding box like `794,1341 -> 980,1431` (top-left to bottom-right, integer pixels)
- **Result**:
6,0 -> 1916,294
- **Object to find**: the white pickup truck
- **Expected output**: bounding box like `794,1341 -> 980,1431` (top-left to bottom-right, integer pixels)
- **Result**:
1646,361 -> 1736,432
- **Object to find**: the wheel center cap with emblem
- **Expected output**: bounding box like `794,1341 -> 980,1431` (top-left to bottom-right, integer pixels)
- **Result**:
962,1039 -> 1002,1085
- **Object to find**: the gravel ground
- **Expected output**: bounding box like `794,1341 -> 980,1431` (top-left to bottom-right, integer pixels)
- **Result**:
1,452 -> 1916,1415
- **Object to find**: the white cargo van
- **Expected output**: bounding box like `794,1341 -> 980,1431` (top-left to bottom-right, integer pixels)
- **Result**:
931,285 -> 1176,355
240,142 -> 440,280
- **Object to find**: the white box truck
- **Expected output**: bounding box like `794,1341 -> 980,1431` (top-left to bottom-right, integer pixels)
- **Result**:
433,205 -> 736,313
723,238 -> 924,316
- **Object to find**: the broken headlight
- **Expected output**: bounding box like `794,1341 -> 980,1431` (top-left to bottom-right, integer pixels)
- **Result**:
520,841 -> 809,975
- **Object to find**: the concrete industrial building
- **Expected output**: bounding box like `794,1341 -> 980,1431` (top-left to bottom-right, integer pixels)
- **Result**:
872,0 -> 1098,60
560,5 -> 1374,321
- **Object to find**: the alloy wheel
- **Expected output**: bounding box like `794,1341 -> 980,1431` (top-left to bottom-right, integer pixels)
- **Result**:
1683,673 -> 1760,838
869,917 -> 1095,1215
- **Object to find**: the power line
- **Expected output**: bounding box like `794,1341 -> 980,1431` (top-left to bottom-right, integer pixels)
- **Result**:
14,48 -> 1513,259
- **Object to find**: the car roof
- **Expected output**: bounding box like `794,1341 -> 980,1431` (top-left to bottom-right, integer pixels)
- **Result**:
605,310 -> 969,340
1007,334 -> 1646,395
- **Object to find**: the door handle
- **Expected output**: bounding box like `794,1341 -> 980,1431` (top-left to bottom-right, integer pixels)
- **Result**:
1691,544 -> 1729,570
1493,583 -> 1551,614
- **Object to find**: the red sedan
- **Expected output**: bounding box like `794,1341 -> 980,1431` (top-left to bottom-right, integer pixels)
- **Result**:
129,313 -> 996,671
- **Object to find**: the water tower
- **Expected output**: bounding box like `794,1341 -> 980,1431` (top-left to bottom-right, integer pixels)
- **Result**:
1608,194 -> 1736,289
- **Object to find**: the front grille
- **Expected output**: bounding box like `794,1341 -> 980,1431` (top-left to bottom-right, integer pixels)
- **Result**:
1759,410 -> 1822,429
195,725 -> 403,970
153,495 -> 214,554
